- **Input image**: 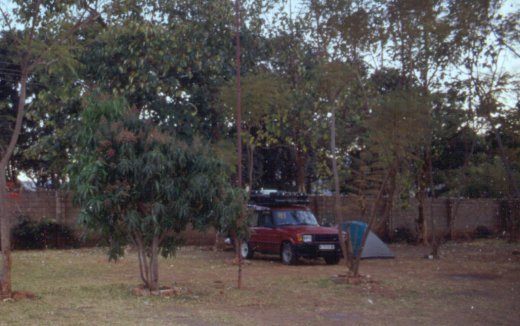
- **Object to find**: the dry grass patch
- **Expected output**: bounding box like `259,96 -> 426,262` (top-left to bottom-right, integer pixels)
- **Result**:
1,240 -> 519,325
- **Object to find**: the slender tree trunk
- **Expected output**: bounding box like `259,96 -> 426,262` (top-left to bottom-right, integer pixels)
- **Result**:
427,145 -> 439,258
1,64 -> 28,297
295,147 -> 307,193
0,175 -> 12,297
387,170 -> 396,241
133,232 -> 150,289
234,0 -> 243,290
416,151 -> 430,245
379,168 -> 396,241
330,106 -> 348,267
352,171 -> 391,277
149,236 -> 160,291
247,144 -> 254,190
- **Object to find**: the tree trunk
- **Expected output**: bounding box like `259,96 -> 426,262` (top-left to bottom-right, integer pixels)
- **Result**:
378,168 -> 396,241
247,144 -> 254,190
234,0 -> 244,290
386,170 -> 396,241
330,106 -> 349,267
416,153 -> 429,245
133,231 -> 151,289
133,235 -> 160,291
149,236 -> 160,291
416,187 -> 426,244
1,64 -> 28,297
351,171 -> 391,277
446,198 -> 454,240
295,148 -> 307,193
427,145 -> 439,258
0,175 -> 12,297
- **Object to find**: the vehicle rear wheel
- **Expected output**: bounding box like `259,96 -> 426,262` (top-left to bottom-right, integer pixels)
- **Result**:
281,242 -> 298,265
324,256 -> 340,265
240,241 -> 254,260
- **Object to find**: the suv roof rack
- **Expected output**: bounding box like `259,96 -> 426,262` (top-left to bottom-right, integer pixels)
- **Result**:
249,190 -> 309,207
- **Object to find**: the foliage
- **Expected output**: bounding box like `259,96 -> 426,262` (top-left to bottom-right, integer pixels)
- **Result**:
0,0 -> 100,297
2,0 -> 517,201
220,71 -> 290,188
0,32 -> 20,158
1,1 -> 518,257
364,89 -> 430,166
11,218 -> 77,250
69,95 -> 244,290
80,0 -> 237,140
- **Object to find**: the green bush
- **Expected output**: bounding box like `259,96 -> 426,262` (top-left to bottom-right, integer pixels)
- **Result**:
392,227 -> 416,243
11,218 -> 78,250
474,225 -> 492,239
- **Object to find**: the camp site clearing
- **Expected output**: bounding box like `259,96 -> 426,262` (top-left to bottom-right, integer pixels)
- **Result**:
1,239 -> 519,325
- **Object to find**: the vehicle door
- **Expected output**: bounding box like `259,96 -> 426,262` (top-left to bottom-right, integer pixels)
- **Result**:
271,210 -> 296,251
251,210 -> 277,254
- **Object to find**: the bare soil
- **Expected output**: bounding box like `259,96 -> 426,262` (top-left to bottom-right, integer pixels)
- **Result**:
186,240 -> 520,326
1,239 -> 519,325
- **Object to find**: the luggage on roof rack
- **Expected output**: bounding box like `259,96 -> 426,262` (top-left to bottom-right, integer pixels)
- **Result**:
249,190 -> 309,206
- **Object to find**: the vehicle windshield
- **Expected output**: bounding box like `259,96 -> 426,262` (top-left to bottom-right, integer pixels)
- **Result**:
273,210 -> 319,226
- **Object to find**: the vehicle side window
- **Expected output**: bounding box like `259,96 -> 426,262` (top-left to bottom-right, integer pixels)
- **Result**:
273,210 -> 296,226
257,211 -> 273,227
248,212 -> 259,227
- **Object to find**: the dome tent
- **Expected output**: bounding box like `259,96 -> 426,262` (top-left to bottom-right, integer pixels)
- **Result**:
341,221 -> 395,259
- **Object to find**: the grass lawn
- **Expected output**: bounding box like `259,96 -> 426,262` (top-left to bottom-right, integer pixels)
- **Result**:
1,239 -> 519,325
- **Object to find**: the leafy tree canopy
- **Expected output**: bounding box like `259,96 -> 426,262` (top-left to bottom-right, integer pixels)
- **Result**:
69,95 -> 245,290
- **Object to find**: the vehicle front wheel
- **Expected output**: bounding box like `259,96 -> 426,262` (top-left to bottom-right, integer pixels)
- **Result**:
281,242 -> 298,265
240,241 -> 254,260
324,256 -> 340,265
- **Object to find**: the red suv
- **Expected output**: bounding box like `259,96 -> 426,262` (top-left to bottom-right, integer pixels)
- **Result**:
240,191 -> 342,265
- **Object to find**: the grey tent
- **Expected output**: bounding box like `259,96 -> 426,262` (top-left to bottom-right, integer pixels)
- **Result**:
341,221 -> 395,259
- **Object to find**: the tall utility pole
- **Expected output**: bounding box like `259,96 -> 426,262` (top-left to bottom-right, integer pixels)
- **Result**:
235,0 -> 243,289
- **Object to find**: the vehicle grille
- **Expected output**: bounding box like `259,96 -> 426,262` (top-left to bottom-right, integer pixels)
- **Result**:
314,234 -> 339,242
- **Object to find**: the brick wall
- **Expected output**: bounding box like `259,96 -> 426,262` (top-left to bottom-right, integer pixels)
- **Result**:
6,191 -> 78,226
5,191 -> 214,245
5,191 -> 516,244
309,195 -> 511,239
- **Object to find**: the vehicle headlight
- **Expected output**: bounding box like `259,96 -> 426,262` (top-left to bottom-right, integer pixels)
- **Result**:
302,234 -> 312,243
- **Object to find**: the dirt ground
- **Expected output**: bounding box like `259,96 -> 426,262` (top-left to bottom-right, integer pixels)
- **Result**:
176,240 -> 520,326
1,239 -> 519,325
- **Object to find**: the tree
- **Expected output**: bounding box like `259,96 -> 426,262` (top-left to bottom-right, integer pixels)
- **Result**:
344,153 -> 391,276
342,74 -> 428,275
0,0 -> 98,298
364,85 -> 430,239
79,0 -> 243,141
70,95 -> 244,291
220,71 -> 290,189
268,9 -> 323,192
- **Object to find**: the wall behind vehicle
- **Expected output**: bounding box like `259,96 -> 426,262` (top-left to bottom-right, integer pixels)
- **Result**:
308,195 -> 517,241
3,191 -> 517,244
4,191 -> 216,247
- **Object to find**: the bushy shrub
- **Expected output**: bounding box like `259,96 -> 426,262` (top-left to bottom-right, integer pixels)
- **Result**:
474,225 -> 492,239
392,227 -> 416,243
11,219 -> 78,249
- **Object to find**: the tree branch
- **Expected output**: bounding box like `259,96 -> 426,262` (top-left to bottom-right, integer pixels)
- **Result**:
27,5 -> 101,73
0,6 -> 13,32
